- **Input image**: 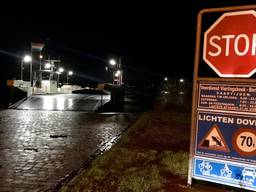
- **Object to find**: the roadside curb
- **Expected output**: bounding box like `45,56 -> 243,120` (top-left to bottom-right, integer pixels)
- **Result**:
8,97 -> 27,109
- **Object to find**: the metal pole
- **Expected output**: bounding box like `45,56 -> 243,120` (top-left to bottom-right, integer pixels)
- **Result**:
30,52 -> 33,87
101,92 -> 103,107
39,52 -> 41,71
48,56 -> 52,81
188,8 -> 202,186
120,70 -> 123,86
21,60 -> 23,81
39,52 -> 42,88
57,73 -> 59,88
118,56 -> 123,85
113,71 -> 115,85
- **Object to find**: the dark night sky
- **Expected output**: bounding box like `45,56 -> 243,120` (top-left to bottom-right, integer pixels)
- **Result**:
1,1 -> 256,85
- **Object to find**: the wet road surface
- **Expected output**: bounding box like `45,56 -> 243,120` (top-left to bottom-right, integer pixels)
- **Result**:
16,94 -> 110,112
0,110 -> 137,192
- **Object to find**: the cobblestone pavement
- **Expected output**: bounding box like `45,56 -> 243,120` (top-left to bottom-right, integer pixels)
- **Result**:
0,110 -> 137,192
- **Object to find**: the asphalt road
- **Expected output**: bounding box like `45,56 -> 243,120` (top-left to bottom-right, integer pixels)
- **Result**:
16,94 -> 110,112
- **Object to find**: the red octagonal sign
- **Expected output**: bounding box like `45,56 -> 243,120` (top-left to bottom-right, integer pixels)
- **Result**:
204,10 -> 256,78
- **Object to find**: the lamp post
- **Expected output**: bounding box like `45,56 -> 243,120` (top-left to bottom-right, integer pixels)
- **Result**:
21,60 -> 23,81
39,54 -> 43,88
67,71 -> 73,84
21,55 -> 32,81
57,68 -> 64,88
109,59 -> 117,84
39,54 -> 43,70
30,53 -> 33,87
118,56 -> 123,86
109,57 -> 123,85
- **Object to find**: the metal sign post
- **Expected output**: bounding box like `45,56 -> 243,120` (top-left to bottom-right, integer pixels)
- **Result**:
188,5 -> 256,191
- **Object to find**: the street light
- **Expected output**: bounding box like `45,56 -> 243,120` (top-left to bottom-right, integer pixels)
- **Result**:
57,68 -> 64,88
21,55 -> 32,81
109,59 -> 116,66
108,59 -> 117,84
39,55 -> 43,70
108,58 -> 123,85
115,70 -> 121,77
38,55 -> 44,88
164,77 -> 168,81
58,68 -> 64,73
118,56 -> 123,86
24,55 -> 32,63
67,71 -> 73,84
44,63 -> 51,69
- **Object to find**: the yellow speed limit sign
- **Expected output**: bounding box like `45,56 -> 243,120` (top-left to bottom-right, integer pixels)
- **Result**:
232,128 -> 256,156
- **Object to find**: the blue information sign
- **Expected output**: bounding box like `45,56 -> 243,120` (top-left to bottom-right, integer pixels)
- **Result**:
191,82 -> 256,191
193,157 -> 256,191
196,111 -> 256,164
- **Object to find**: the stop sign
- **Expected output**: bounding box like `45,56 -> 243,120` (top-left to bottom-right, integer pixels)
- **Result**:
203,10 -> 256,78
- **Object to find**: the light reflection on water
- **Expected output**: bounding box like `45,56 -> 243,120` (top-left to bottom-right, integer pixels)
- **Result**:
57,97 -> 65,111
18,94 -> 110,111
68,98 -> 73,108
42,95 -> 71,111
43,96 -> 54,110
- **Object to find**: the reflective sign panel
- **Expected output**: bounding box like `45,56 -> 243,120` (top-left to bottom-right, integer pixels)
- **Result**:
198,83 -> 256,113
193,157 -> 256,191
196,111 -> 256,164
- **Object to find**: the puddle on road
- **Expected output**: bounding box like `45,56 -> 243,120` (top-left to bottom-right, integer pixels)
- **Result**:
50,134 -> 68,138
24,147 -> 39,152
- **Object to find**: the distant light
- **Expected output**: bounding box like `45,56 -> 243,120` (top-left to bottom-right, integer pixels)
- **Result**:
58,68 -> 64,73
115,70 -> 121,77
23,55 -> 32,63
39,55 -> 43,59
109,59 -> 116,66
164,77 -> 168,81
45,63 -> 51,69
68,71 -> 73,75
179,78 -> 184,83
